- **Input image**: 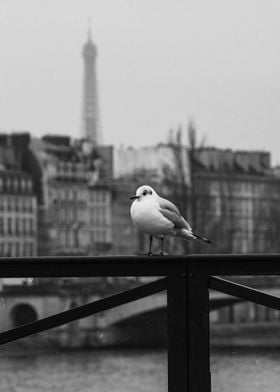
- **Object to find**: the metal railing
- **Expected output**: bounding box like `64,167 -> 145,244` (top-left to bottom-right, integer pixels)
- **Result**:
1,254 -> 280,391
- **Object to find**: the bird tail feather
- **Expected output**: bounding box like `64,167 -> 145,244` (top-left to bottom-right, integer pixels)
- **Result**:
193,233 -> 211,244
176,229 -> 211,244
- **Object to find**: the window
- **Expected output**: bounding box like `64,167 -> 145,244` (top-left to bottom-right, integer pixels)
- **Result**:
21,179 -> 26,192
7,217 -> 12,235
59,230 -> 66,247
30,219 -> 34,234
15,242 -> 20,257
6,242 -> 12,257
28,243 -> 34,256
25,219 -> 30,235
60,208 -> 66,222
27,179 -> 32,192
6,178 -> 11,192
22,218 -> 26,235
14,179 -> 18,192
67,208 -> 73,222
65,230 -> 70,247
0,218 -> 4,235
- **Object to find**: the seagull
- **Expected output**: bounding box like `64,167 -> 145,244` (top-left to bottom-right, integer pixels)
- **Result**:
130,185 -> 211,255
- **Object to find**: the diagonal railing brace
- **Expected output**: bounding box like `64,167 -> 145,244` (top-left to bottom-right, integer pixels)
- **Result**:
0,278 -> 167,346
210,276 -> 280,311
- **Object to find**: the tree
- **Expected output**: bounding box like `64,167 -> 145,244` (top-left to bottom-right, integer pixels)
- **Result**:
162,121 -> 237,254
162,121 -> 211,254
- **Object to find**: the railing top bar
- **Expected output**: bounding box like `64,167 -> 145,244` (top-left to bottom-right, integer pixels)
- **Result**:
0,255 -> 187,277
188,254 -> 280,275
1,253 -> 280,262
0,254 -> 279,277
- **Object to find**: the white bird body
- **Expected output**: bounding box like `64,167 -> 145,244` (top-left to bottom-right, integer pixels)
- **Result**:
130,196 -> 174,237
130,185 -> 211,254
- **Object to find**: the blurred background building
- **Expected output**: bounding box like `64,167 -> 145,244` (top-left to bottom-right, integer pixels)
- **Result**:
0,131 -> 279,257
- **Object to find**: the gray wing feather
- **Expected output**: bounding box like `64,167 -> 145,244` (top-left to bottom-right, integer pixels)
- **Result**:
159,197 -> 192,230
159,197 -> 180,214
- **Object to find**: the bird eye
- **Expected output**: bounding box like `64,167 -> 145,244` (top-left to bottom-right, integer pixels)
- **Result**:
143,191 -> 147,196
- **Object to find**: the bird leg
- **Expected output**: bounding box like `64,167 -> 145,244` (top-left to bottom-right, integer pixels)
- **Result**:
136,235 -> 153,256
160,237 -> 164,256
148,235 -> 153,256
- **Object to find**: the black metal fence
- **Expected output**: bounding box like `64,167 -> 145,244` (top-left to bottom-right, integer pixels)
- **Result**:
1,254 -> 280,391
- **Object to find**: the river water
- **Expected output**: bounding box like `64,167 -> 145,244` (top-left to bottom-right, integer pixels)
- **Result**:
0,348 -> 280,391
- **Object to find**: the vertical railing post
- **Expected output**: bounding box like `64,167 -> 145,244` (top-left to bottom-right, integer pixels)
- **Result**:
188,273 -> 210,392
167,274 -> 188,392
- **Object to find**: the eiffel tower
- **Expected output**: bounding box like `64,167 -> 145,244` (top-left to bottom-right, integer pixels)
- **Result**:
81,25 -> 100,145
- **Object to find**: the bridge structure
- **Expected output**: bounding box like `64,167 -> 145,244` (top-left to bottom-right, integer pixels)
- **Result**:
0,278 -> 259,328
1,275 -> 280,348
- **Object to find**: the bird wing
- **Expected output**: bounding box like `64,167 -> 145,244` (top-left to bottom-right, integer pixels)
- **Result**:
159,197 -> 180,214
158,197 -> 192,230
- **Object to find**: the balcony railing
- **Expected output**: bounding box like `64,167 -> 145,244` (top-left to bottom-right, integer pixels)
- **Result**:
0,254 -> 280,391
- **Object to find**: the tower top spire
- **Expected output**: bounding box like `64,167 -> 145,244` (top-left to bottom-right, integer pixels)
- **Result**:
83,18 -> 96,58
87,17 -> 92,41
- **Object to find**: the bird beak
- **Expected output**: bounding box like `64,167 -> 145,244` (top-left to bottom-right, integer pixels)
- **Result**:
130,195 -> 140,200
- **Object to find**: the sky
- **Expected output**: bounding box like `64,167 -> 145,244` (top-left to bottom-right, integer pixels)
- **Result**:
1,0 -> 280,162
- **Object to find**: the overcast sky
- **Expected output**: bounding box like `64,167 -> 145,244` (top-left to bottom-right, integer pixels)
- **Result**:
1,1 -> 280,162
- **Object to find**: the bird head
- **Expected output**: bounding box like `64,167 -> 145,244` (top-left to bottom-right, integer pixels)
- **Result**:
130,185 -> 157,201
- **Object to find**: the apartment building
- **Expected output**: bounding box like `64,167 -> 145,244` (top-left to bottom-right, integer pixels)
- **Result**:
88,184 -> 112,253
0,135 -> 37,257
29,136 -> 113,256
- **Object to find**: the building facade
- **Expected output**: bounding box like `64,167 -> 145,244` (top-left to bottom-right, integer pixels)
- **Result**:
112,145 -> 280,255
88,184 -> 112,254
0,134 -> 38,258
111,180 -> 140,255
191,148 -> 280,254
29,135 -> 113,256
0,170 -> 37,257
